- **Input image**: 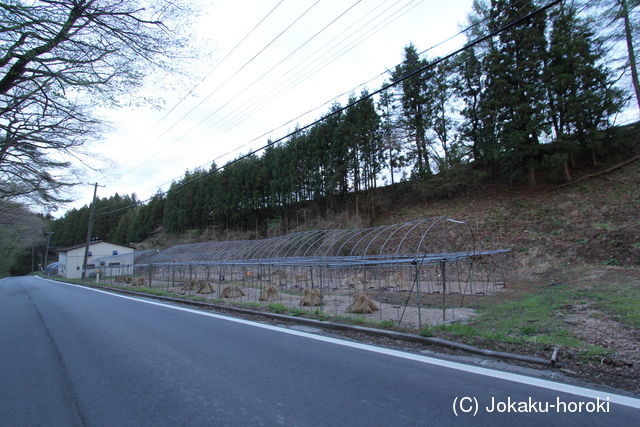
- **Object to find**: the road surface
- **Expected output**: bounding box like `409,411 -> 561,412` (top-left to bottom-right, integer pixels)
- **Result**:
1,275 -> 639,426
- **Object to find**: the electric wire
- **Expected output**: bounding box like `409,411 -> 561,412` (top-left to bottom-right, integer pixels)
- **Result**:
208,0 -> 420,136
200,0 -> 532,162
103,0 -> 517,204
116,1 -> 322,182
126,0 -> 456,190
99,0 -> 539,212
115,1 -> 285,168
210,0 -> 424,139
97,0 -> 563,217
159,0 -> 364,148
117,0 -> 413,189
116,0 -> 370,188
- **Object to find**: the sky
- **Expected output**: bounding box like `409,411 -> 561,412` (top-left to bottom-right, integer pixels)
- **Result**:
61,0 -> 478,215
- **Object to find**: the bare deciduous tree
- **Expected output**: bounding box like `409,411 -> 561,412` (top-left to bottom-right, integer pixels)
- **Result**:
0,199 -> 45,275
0,0 -> 204,206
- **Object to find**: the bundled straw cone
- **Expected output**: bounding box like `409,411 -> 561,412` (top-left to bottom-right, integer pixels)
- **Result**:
343,273 -> 367,289
197,281 -> 215,294
259,285 -> 279,301
181,278 -> 200,291
131,277 -> 147,287
300,288 -> 322,306
221,284 -> 245,298
348,293 -> 379,314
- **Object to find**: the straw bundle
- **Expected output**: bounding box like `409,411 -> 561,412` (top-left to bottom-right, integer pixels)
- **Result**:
343,273 -> 367,289
131,277 -> 147,287
259,285 -> 279,301
181,278 -> 199,291
300,288 -> 322,306
221,284 -> 245,298
197,281 -> 215,294
348,293 -> 379,314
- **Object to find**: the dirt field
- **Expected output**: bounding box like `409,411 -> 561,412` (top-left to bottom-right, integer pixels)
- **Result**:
161,281 -> 480,327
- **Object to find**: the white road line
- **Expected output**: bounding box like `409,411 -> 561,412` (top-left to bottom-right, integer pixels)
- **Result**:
39,277 -> 640,409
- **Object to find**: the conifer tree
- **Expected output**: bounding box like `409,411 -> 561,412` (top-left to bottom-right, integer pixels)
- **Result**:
377,84 -> 405,188
484,0 -> 549,185
545,3 -> 625,176
454,48 -> 497,169
390,43 -> 435,179
455,1 -> 504,176
430,59 -> 462,174
355,89 -> 383,192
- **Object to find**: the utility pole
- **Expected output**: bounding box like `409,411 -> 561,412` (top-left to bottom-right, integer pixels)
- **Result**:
82,183 -> 104,280
44,231 -> 54,276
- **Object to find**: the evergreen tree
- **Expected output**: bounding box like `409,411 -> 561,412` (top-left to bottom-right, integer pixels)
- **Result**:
455,48 -> 495,168
123,190 -> 166,243
341,94 -> 363,195
429,58 -> 463,174
456,1 -> 503,176
323,103 -> 349,196
377,84 -> 405,188
545,3 -> 626,176
390,43 -> 435,179
484,0 -> 549,185
354,89 -> 383,192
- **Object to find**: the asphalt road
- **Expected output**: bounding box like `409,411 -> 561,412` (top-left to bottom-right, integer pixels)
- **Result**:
1,275 -> 639,426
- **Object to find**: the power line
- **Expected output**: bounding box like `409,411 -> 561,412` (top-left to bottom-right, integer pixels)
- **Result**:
114,1 -> 284,169
97,0 -> 563,217
184,0 -> 423,170
116,1 -> 322,181
115,0 -> 417,191
208,0 -> 422,137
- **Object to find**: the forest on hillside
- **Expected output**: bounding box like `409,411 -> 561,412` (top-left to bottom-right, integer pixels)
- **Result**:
47,0 -> 640,251
3,0 -> 639,276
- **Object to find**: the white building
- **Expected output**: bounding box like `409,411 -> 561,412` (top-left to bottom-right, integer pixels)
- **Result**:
57,241 -> 135,279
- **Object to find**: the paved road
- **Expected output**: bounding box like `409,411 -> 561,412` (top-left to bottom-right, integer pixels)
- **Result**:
1,276 -> 639,426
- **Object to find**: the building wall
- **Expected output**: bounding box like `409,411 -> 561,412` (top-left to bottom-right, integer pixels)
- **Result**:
58,253 -> 67,277
58,242 -> 134,279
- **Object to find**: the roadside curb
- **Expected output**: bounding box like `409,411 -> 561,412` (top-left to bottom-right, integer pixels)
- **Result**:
57,278 -> 562,369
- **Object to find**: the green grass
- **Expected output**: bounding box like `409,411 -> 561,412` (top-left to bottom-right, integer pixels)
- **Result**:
433,323 -> 480,337
373,319 -> 396,329
267,302 -> 288,314
57,270 -> 640,362
129,287 -> 175,298
186,295 -> 208,302
419,326 -> 434,337
289,307 -> 307,316
433,277 -> 640,358
234,302 -> 260,309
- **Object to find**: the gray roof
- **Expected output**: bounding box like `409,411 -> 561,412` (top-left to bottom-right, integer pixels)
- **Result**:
58,240 -> 135,253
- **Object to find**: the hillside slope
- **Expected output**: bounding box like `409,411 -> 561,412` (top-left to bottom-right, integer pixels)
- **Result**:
368,159 -> 640,392
138,154 -> 640,392
377,159 -> 640,270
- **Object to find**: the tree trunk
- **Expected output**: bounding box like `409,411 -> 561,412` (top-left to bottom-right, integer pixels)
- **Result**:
564,159 -> 572,182
528,166 -> 537,187
620,0 -> 640,111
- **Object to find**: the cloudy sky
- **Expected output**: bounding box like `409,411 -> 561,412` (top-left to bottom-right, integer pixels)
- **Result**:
64,0 -> 477,214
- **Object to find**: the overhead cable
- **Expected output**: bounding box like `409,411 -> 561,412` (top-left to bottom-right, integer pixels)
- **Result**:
98,0 -> 562,217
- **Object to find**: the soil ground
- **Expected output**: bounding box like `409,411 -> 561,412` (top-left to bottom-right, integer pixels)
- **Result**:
118,156 -> 640,394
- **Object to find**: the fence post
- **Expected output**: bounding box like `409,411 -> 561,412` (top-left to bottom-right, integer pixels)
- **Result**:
441,261 -> 446,321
